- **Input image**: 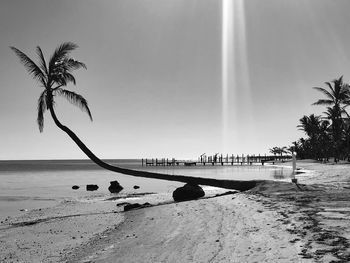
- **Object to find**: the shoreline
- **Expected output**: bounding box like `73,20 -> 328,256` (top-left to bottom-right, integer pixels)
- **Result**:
1,161 -> 350,262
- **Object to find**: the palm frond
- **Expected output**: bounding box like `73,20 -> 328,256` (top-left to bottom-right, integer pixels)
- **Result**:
323,106 -> 344,119
37,90 -> 47,132
10,46 -> 45,85
64,58 -> 87,71
342,109 -> 350,120
312,99 -> 334,106
341,83 -> 350,101
324,82 -> 336,97
47,43 -> 86,87
48,42 -> 78,72
62,72 -> 76,85
333,76 -> 343,88
55,88 -> 93,121
313,87 -> 334,101
35,46 -> 48,76
51,72 -> 76,86
297,116 -> 308,129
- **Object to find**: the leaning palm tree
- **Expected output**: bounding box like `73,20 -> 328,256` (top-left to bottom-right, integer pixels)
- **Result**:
11,42 -> 257,191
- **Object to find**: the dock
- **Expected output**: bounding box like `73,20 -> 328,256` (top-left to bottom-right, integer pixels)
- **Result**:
141,154 -> 292,167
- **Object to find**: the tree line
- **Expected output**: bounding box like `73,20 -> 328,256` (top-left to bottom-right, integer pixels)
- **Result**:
287,76 -> 350,161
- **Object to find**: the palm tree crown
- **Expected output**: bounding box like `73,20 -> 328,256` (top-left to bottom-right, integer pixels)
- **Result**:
10,42 -> 92,132
312,76 -> 350,159
312,76 -> 350,108
297,114 -> 324,139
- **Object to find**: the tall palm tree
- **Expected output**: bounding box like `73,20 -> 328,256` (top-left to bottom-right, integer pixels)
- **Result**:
312,76 -> 349,108
312,76 -> 350,159
11,42 -> 256,191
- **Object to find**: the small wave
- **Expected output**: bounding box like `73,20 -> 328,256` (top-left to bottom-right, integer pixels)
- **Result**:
0,196 -> 58,202
0,196 -> 29,201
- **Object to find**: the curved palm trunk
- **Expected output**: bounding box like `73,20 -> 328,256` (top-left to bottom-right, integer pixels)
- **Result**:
48,106 -> 260,191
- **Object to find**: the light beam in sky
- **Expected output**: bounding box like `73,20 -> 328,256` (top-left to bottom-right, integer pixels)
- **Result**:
222,0 -> 233,154
222,0 -> 253,154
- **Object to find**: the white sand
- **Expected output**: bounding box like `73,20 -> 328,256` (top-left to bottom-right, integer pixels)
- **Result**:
66,193 -> 306,263
2,161 -> 350,262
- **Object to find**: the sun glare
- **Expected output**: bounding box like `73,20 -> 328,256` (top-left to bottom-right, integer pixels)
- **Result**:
222,0 -> 252,153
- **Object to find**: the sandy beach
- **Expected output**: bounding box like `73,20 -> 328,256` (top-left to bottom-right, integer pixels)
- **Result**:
1,161 -> 350,262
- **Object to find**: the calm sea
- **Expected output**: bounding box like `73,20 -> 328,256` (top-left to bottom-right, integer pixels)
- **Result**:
0,159 -> 292,220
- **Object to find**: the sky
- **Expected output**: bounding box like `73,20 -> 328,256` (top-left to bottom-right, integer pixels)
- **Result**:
1,0 -> 350,160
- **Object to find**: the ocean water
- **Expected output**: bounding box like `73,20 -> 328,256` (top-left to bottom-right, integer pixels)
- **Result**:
0,159 -> 293,220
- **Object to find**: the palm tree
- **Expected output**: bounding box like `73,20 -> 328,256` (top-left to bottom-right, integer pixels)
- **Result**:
297,114 -> 322,140
297,114 -> 321,157
312,76 -> 349,108
278,146 -> 288,156
297,114 -> 331,159
312,76 -> 350,159
269,147 -> 279,156
288,141 -> 301,157
323,105 -> 347,159
11,42 -> 257,191
269,146 -> 288,159
342,113 -> 350,160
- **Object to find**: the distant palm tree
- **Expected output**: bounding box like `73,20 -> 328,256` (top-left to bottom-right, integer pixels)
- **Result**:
10,42 -> 256,191
297,114 -> 323,140
269,146 -> 288,157
297,114 -> 331,159
278,146 -> 288,156
269,147 -> 279,156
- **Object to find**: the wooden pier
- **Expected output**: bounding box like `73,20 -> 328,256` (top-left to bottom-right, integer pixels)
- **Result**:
142,154 -> 292,167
